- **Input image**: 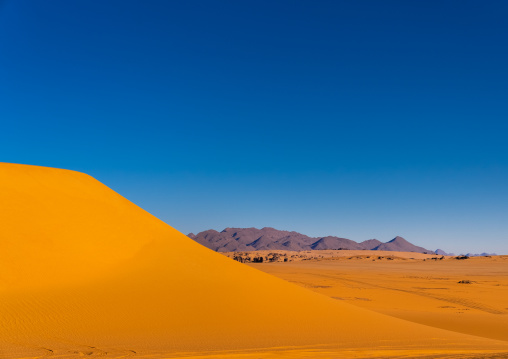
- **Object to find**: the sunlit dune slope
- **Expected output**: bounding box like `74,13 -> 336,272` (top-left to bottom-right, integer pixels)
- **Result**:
1,163 -> 507,358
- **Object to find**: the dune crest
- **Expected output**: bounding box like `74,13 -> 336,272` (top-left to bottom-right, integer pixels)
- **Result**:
1,163 -> 507,358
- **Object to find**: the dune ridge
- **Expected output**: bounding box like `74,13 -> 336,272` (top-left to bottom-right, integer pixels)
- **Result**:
1,163 -> 507,358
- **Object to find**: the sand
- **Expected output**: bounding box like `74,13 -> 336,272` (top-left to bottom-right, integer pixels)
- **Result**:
250,251 -> 508,342
1,163 -> 507,358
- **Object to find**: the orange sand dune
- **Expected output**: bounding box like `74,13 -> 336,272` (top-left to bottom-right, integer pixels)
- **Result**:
1,163 -> 507,358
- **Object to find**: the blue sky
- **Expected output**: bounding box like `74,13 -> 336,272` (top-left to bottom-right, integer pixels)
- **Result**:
1,1 -> 507,253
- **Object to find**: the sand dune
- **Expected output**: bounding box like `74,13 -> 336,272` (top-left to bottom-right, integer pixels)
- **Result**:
1,163 -> 507,358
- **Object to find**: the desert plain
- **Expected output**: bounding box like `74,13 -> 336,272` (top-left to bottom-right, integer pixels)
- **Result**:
1,163 -> 508,358
245,251 -> 508,342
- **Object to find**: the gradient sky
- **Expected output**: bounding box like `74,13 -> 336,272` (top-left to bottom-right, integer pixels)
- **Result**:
1,1 -> 507,254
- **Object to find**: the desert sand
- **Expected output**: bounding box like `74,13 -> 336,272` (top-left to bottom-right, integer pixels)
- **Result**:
1,163 -> 507,358
250,251 -> 508,342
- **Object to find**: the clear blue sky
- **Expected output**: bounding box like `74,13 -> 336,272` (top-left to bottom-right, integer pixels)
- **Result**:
1,1 -> 507,254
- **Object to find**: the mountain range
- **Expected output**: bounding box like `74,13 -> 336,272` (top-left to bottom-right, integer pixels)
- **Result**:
435,249 -> 497,257
188,227 -> 435,254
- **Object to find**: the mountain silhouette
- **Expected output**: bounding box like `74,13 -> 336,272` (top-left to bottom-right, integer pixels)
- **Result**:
190,228 -> 434,253
373,236 -> 433,253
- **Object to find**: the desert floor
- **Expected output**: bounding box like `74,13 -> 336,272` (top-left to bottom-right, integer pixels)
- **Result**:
248,251 -> 508,343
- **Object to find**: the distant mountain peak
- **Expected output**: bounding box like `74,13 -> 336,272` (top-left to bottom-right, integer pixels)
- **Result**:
465,252 -> 497,257
373,236 -> 433,254
360,239 -> 382,250
435,249 -> 452,256
189,227 -> 434,254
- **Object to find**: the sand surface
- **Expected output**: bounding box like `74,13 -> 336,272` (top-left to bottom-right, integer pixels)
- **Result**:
250,251 -> 508,342
1,163 -> 507,358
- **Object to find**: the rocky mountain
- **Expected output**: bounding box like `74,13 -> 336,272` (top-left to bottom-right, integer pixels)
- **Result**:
373,236 -> 433,253
360,239 -> 383,250
435,249 -> 497,257
435,249 -> 447,256
310,236 -> 364,250
435,249 -> 454,256
188,227 -> 435,254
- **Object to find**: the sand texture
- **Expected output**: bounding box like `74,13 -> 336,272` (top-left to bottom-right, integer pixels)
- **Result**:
252,252 -> 508,342
1,163 -> 507,358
